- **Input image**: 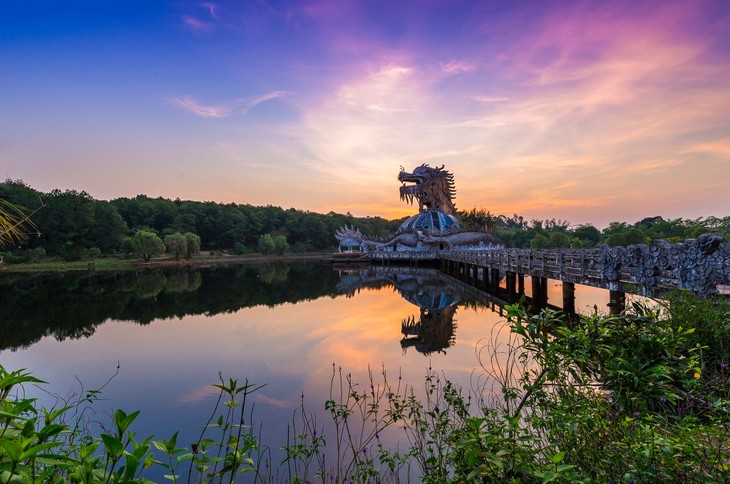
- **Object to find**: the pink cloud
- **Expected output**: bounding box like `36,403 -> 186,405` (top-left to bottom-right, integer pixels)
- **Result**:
199,2 -> 219,19
241,91 -> 287,114
440,60 -> 477,75
167,91 -> 287,118
182,14 -> 212,32
168,96 -> 231,118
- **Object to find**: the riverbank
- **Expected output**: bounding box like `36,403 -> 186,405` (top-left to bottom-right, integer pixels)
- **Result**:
0,251 -> 331,273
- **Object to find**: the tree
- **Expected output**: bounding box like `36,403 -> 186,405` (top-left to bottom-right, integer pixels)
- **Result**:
183,232 -> 201,258
530,233 -> 550,249
132,230 -> 165,261
458,207 -> 498,230
605,228 -> 649,247
273,235 -> 289,255
164,233 -> 187,260
572,224 -> 602,247
93,202 -> 128,252
173,214 -> 197,234
548,232 -> 571,248
258,234 -> 275,255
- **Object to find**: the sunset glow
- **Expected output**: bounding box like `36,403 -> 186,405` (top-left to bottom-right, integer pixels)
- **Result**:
2,0 -> 729,227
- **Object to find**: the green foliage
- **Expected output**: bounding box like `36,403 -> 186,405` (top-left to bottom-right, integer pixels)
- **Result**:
605,227 -> 650,246
496,213 -> 729,248
164,233 -> 187,260
234,242 -> 250,255
4,179 -> 728,255
273,235 -> 288,255
183,232 -> 200,258
530,233 -> 550,249
131,230 -> 165,261
457,207 -> 498,230
572,224 -> 602,247
1,179 -> 404,257
257,234 -> 275,255
0,365 -> 269,483
548,231 -> 571,248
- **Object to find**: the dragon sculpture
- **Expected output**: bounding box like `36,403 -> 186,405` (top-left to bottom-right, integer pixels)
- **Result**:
398,164 -> 457,215
335,225 -> 419,252
335,163 -> 502,252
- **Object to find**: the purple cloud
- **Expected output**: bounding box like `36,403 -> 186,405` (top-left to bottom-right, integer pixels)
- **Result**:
182,15 -> 212,32
199,2 -> 219,19
167,91 -> 287,118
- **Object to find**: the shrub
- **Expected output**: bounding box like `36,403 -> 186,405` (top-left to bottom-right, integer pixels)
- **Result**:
257,234 -> 275,255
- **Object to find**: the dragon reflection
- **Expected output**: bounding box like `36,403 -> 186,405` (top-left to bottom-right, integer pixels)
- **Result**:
336,266 -> 485,355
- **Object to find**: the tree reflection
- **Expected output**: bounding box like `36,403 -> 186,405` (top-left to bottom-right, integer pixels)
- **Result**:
1,263 -> 499,355
0,262 -> 339,350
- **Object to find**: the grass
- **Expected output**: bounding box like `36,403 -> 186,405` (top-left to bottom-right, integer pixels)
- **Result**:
0,252 -> 330,273
0,257 -> 138,273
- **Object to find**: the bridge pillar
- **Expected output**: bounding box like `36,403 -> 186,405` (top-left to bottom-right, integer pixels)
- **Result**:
518,274 -> 525,295
531,276 -> 548,308
562,282 -> 576,314
608,290 -> 626,314
506,271 -> 517,301
490,268 -> 501,292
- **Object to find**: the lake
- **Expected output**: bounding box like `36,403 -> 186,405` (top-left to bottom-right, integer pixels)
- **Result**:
0,261 -> 612,480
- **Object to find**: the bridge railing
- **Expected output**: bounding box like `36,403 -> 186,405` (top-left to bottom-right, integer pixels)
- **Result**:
369,251 -> 439,261
371,235 -> 729,296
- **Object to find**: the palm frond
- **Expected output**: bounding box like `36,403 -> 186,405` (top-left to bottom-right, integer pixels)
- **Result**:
0,199 -> 40,248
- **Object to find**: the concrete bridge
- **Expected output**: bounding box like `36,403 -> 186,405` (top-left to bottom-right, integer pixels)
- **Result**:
369,235 -> 730,313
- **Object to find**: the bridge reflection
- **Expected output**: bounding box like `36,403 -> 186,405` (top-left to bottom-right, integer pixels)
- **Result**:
335,266 -> 512,355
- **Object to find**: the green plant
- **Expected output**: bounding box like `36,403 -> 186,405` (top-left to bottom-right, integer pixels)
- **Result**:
2,292 -> 729,482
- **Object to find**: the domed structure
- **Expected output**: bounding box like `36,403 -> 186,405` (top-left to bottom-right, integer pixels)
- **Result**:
398,211 -> 460,233
334,163 -> 502,253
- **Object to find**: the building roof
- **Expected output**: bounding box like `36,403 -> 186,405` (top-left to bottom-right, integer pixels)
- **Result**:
398,210 -> 460,233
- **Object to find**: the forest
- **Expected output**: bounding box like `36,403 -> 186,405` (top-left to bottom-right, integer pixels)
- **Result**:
1,179 -> 728,262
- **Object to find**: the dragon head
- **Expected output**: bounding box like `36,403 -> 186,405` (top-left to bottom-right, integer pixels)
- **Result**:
398,164 -> 456,215
335,225 -> 364,242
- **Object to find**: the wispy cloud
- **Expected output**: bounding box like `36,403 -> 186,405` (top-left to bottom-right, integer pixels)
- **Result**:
469,96 -> 509,104
440,60 -> 476,75
167,91 -> 287,118
182,15 -> 212,32
199,2 -> 219,19
168,96 -> 230,118
177,385 -> 220,404
242,91 -> 287,114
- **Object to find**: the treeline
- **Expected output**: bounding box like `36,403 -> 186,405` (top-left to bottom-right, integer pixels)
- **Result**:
459,208 -> 730,249
2,179 -> 728,261
0,179 -> 401,260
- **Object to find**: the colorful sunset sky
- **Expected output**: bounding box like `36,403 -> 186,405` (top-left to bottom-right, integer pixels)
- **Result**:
2,0 -> 729,228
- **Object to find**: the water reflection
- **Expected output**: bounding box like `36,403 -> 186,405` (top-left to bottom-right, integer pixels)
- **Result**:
0,262 -> 612,481
335,266 -> 504,355
2,262 -> 613,357
0,263 -> 339,350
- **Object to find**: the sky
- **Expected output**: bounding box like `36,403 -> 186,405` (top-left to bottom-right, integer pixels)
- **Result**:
1,0 -> 729,228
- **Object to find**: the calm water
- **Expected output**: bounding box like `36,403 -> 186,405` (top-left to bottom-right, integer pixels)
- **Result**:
0,261 -> 611,479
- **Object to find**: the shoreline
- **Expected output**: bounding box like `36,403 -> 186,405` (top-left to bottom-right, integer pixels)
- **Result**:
0,252 -> 332,274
